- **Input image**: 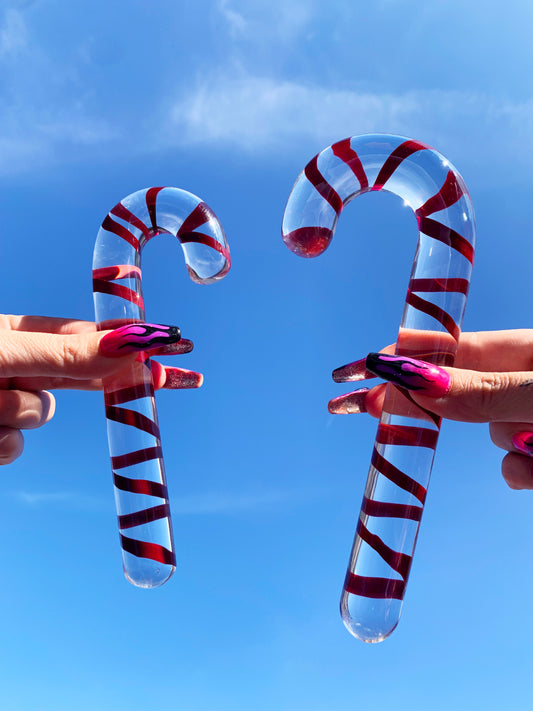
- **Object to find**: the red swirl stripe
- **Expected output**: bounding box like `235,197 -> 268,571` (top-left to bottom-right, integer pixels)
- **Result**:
373,139 -> 429,190
344,572 -> 405,600
416,170 -> 464,217
371,449 -> 427,504
111,446 -> 163,469
305,155 -> 343,214
361,495 -> 422,522
105,403 -> 161,438
418,216 -> 474,265
409,277 -> 470,295
405,291 -> 461,341
118,503 -> 171,530
331,138 -> 369,191
92,277 -> 145,309
102,214 -> 139,250
178,201 -> 212,234
120,534 -> 176,566
110,201 -> 151,242
146,187 -> 165,233
376,424 -> 438,449
356,518 -> 412,581
105,384 -> 153,407
113,472 -> 168,499
179,231 -> 231,262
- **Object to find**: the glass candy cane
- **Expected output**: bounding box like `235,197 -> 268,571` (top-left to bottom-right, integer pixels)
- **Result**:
93,187 -> 230,588
282,135 -> 475,642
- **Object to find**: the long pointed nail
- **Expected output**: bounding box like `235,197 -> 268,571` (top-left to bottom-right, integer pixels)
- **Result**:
163,367 -> 203,389
332,358 -> 377,383
328,388 -> 369,414
365,353 -> 451,397
100,323 -> 181,357
512,432 -> 533,457
149,338 -> 194,356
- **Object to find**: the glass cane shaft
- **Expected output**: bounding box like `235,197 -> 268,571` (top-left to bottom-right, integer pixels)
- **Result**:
282,134 -> 475,641
93,187 -> 230,587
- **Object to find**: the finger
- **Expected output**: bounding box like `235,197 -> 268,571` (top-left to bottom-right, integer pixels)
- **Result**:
0,427 -> 24,464
1,352 -> 200,394
501,452 -> 533,490
0,322 -> 181,382
0,314 -> 97,335
453,330 -> 533,372
334,330 -> 533,385
0,390 -> 56,429
365,352 -> 533,423
489,422 -> 533,455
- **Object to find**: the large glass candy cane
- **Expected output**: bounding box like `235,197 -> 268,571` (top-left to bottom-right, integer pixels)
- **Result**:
282,135 -> 475,642
93,187 -> 230,588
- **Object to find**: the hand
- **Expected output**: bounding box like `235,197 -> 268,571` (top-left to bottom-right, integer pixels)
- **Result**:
329,329 -> 533,490
0,315 -> 199,464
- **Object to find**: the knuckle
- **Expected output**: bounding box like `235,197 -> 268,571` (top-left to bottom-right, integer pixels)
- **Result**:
475,373 -> 513,420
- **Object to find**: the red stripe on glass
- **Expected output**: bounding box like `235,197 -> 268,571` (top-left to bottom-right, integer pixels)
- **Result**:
371,449 -> 427,504
361,495 -> 423,522
118,503 -> 171,530
418,216 -> 474,264
111,446 -> 163,469
145,187 -> 165,232
113,472 -> 168,499
373,139 -> 429,190
110,201 -> 151,241
356,518 -> 412,580
416,170 -> 464,217
304,155 -> 343,214
105,404 -> 161,438
101,215 -> 139,250
409,277 -> 470,295
331,138 -> 369,191
405,291 -> 460,341
120,534 -> 176,566
376,424 -> 439,449
92,278 -> 145,308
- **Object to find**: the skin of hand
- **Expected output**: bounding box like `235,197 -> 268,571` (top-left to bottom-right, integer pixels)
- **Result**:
358,330 -> 533,491
0,315 -> 194,465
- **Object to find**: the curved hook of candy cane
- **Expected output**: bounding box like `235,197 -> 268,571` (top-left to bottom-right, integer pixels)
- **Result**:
93,187 -> 230,589
282,135 -> 476,642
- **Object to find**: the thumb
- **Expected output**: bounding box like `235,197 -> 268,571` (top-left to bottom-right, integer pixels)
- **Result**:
0,323 -> 181,380
365,352 -> 533,423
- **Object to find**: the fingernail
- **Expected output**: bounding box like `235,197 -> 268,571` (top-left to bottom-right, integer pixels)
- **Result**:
332,358 -> 377,383
163,367 -> 203,389
328,388 -> 369,414
365,353 -> 451,397
512,432 -> 533,457
149,338 -> 194,356
100,323 -> 181,357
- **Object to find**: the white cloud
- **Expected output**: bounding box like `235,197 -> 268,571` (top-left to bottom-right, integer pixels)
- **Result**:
0,7 -> 117,176
0,8 -> 27,56
217,0 -> 248,36
14,490 -> 73,506
166,71 -> 533,180
11,489 -> 108,512
216,0 -> 315,41
10,486 -> 310,515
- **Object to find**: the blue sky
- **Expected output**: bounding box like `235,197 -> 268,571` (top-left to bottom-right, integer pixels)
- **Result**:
1,1 -> 532,709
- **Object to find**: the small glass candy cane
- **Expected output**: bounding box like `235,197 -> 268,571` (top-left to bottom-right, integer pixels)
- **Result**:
93,187 -> 230,588
282,135 -> 475,642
